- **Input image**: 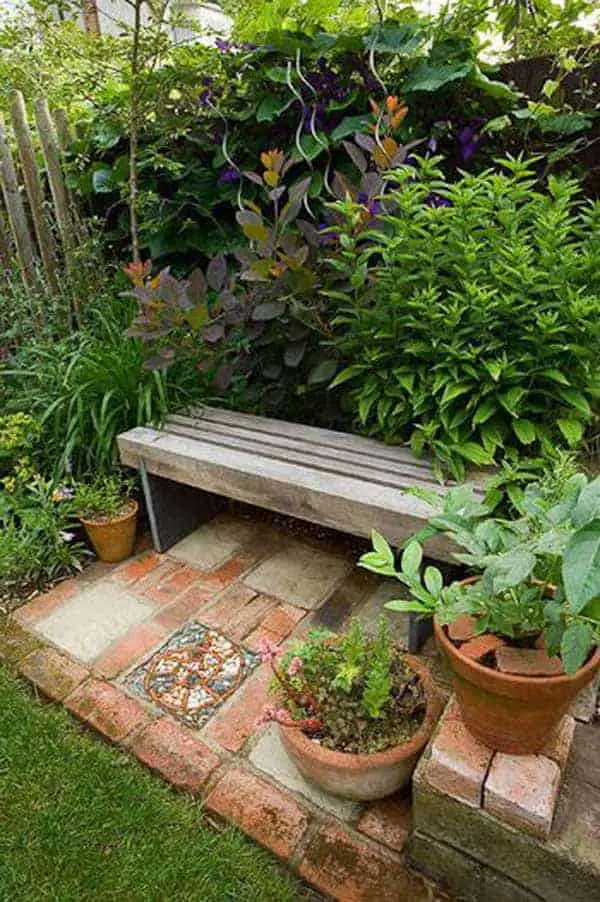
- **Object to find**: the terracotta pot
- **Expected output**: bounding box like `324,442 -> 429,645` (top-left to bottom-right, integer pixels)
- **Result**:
434,617 -> 600,754
279,655 -> 442,801
80,500 -> 138,563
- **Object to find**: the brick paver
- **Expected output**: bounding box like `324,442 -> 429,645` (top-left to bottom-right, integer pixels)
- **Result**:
18,647 -> 89,701
357,795 -> 412,853
142,564 -> 205,607
130,717 -> 220,791
65,679 -> 154,742
204,663 -> 271,752
93,621 -> 171,678
484,753 -> 561,839
152,585 -> 214,631
114,551 -> 162,584
206,766 -> 309,860
14,579 -> 79,624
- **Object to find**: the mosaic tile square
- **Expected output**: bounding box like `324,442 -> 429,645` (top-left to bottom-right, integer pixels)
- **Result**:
124,621 -> 259,728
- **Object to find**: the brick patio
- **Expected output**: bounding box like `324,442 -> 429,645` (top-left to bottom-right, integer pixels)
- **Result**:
2,509 -> 599,902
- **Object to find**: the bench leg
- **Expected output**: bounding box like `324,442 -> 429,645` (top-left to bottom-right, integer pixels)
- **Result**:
407,613 -> 434,653
139,464 -> 224,553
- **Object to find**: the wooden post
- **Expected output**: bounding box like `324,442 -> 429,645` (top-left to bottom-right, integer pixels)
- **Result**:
0,200 -> 12,271
53,105 -> 87,244
34,96 -> 75,259
82,0 -> 101,35
0,112 -> 38,288
10,90 -> 59,292
52,108 -> 72,150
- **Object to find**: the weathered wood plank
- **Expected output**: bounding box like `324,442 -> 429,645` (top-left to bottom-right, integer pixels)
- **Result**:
0,112 -> 38,288
163,419 -> 442,491
34,96 -> 74,256
118,426 -> 458,562
186,406 -> 435,471
10,89 -> 58,292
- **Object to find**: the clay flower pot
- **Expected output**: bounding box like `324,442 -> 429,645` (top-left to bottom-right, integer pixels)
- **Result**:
80,500 -> 138,563
434,617 -> 600,754
279,655 -> 441,801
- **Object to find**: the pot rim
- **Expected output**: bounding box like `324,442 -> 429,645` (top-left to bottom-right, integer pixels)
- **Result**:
79,498 -> 138,528
280,654 -> 442,771
434,615 -> 600,688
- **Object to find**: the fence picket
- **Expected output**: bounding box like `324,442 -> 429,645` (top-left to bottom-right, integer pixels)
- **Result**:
0,112 -> 38,288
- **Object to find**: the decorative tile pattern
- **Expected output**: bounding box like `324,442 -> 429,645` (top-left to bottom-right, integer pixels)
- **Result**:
125,621 -> 259,728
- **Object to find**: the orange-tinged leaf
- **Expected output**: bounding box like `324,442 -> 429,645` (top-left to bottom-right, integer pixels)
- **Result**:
369,97 -> 380,114
391,104 -> 408,128
260,151 -> 272,168
263,170 -> 279,187
386,95 -> 399,112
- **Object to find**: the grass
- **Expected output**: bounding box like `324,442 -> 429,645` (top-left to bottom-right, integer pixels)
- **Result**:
0,665 -> 304,902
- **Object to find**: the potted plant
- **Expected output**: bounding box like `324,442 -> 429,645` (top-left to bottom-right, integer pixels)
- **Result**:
256,617 -> 441,801
359,466 -> 600,754
75,475 -> 138,563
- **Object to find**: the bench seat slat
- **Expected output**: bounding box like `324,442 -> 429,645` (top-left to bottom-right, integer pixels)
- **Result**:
118,425 -> 457,560
163,419 -> 444,491
186,406 -> 435,471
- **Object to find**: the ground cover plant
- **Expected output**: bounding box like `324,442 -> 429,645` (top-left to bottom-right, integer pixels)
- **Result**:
0,661 -> 303,902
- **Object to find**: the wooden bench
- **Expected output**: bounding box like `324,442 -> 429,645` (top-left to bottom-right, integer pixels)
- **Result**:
118,406 -> 480,648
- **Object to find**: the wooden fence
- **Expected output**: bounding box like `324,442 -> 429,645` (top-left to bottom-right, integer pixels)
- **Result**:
0,90 -> 83,293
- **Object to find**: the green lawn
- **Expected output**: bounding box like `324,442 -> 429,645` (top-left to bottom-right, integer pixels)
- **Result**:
0,665 -> 303,902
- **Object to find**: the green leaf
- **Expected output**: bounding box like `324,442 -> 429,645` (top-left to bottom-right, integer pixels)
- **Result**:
440,381 -> 472,407
404,61 -> 473,93
401,540 -> 422,578
556,388 -> 591,418
453,442 -> 493,466
572,479 -> 600,527
364,23 -> 423,54
470,66 -> 521,101
385,599 -> 430,614
563,520 -> 600,613
92,168 -> 115,193
560,622 -> 593,675
308,358 -> 338,385
540,368 -> 570,386
472,398 -> 497,425
512,419 -> 536,445
538,112 -> 592,136
256,94 -> 293,122
371,530 -> 395,566
330,115 -> 371,143
557,416 -> 584,447
329,365 -> 365,389
482,115 -> 511,134
424,566 -> 443,597
252,301 -> 285,321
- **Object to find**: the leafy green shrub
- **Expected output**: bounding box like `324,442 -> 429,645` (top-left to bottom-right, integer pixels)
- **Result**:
328,157 -> 600,476
0,478 -> 88,600
360,460 -> 600,675
0,413 -> 41,479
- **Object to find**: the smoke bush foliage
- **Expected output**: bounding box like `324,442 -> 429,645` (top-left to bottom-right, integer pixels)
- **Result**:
328,156 -> 600,478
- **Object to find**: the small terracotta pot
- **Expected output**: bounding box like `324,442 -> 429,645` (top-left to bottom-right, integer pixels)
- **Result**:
279,655 -> 442,801
80,500 -> 138,563
434,617 -> 600,754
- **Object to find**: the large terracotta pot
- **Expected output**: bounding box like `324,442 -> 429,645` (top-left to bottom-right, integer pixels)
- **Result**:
279,655 -> 441,801
80,500 -> 138,563
434,617 -> 600,754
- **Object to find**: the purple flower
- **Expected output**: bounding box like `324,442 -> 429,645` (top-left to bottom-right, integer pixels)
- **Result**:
426,136 -> 437,154
215,38 -> 231,52
199,89 -> 211,107
457,122 -> 484,164
426,193 -> 452,208
317,223 -> 339,246
202,76 -> 214,87
219,167 -> 240,183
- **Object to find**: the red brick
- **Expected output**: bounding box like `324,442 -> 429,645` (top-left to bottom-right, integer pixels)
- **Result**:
65,679 -> 154,742
93,621 -> 170,679
459,634 -> 506,662
227,594 -> 278,642
422,698 -> 493,807
153,586 -> 214,631
259,603 -> 306,641
14,579 -> 78,624
114,551 -> 162,585
201,584 -> 258,632
448,614 -> 478,643
18,647 -> 88,701
135,559 -> 184,595
244,627 -> 281,652
143,565 -> 205,607
357,794 -> 412,853
201,553 -> 254,589
484,753 -> 561,839
131,718 -> 220,792
541,714 -> 576,772
496,646 -> 564,677
299,824 -> 429,902
206,767 -> 308,860
204,664 -> 271,752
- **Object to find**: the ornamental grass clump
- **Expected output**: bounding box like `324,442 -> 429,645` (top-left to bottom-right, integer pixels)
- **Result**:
257,617 -> 426,753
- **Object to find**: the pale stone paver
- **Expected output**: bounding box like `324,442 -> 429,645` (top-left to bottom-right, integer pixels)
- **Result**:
244,541 -> 351,609
249,724 -> 363,821
570,673 -> 600,723
354,579 -> 410,642
34,583 -> 152,663
169,514 -> 259,568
